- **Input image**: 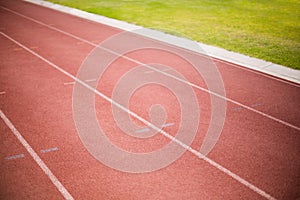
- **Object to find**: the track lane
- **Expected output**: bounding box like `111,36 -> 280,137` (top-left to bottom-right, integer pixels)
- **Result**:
0,33 -> 267,200
0,115 -> 67,200
0,0 -> 299,199
1,2 -> 299,130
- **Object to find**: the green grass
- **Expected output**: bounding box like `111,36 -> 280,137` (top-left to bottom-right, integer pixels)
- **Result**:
48,0 -> 300,69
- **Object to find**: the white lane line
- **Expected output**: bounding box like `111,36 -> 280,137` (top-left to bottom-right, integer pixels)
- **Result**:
0,32 -> 277,200
144,70 -> 154,74
1,6 -> 298,131
144,68 -> 171,74
232,107 -> 244,112
162,122 -> 175,127
84,78 -> 97,82
233,103 -> 262,112
251,103 -> 262,108
135,122 -> 174,133
41,147 -> 59,153
0,91 -> 5,95
135,127 -> 150,133
13,47 -> 23,51
63,81 -> 75,85
0,110 -> 74,200
5,153 -> 25,160
64,79 -> 96,85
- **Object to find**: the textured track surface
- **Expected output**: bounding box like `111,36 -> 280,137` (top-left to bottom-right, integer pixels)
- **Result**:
0,1 -> 299,200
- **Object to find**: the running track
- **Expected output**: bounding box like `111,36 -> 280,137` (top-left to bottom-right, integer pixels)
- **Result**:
0,1 -> 299,200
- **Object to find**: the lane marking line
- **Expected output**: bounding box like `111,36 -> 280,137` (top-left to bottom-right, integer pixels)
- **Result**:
1,6 -> 298,131
0,91 -> 5,95
0,32 -> 276,200
64,79 -> 96,85
13,47 -> 23,51
5,153 -> 25,160
233,103 -> 262,112
0,110 -> 74,200
76,41 -> 84,45
251,103 -> 262,108
41,147 -> 59,153
135,122 -> 174,133
63,81 -> 75,85
84,78 -> 97,82
144,70 -> 154,74
162,122 -> 175,127
232,107 -> 244,112
135,127 -> 150,133
144,68 -> 171,74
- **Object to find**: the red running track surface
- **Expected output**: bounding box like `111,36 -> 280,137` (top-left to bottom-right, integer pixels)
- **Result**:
0,1 -> 299,200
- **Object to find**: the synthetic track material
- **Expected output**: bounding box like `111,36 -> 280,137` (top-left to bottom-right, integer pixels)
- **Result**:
0,1 -> 299,200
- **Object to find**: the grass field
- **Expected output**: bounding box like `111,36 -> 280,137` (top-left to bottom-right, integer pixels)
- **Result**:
47,0 -> 300,69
